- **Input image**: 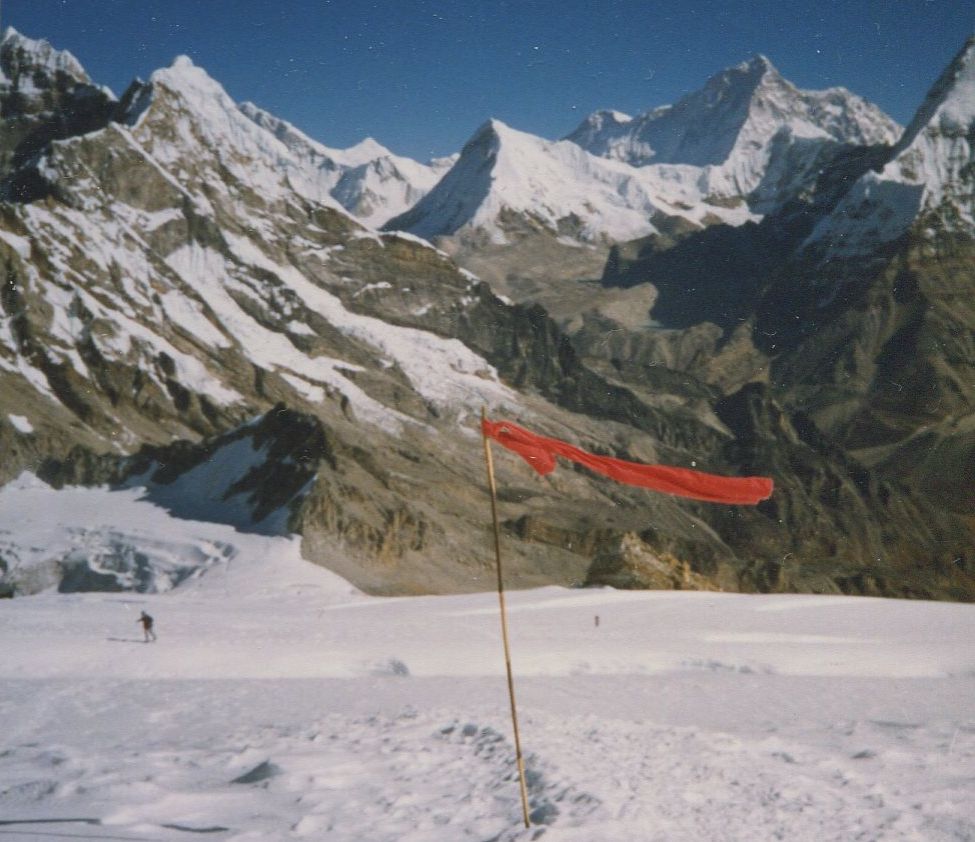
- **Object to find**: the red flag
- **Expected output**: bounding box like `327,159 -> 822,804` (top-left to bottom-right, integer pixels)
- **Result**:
482,417 -> 773,505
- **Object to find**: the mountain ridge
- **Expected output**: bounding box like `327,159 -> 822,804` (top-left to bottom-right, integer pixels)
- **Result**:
803,35 -> 975,256
1,27 -> 973,601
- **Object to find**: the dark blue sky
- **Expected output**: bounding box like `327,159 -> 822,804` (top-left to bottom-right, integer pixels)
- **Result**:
4,0 -> 973,161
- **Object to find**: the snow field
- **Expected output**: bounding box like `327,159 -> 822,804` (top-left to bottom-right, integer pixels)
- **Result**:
1,480 -> 974,840
3,591 -> 974,841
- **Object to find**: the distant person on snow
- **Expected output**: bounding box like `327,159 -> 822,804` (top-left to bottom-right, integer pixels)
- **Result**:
137,611 -> 156,643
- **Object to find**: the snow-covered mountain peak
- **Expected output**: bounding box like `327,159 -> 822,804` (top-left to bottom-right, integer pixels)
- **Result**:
341,136 -> 394,166
565,53 -> 900,214
803,36 -> 975,257
0,26 -> 91,84
149,53 -> 228,101
108,55 -> 353,216
714,52 -> 781,94
895,34 -> 975,151
237,100 -> 451,226
466,117 -> 515,147
385,115 -> 758,243
561,109 -> 633,149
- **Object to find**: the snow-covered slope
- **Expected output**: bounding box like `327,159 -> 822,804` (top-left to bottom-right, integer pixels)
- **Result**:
804,35 -> 975,256
0,51 -> 516,439
126,57 -> 350,212
1,476 -> 973,839
240,102 -> 454,227
385,118 -> 756,245
567,55 -> 901,212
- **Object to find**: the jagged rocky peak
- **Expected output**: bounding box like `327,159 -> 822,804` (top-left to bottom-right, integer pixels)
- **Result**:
896,34 -> 975,149
703,52 -> 779,103
802,35 -> 975,256
0,26 -> 92,88
0,28 -> 119,201
568,53 -> 898,169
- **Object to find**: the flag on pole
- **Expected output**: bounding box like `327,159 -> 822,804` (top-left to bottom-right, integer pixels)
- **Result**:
481,417 -> 773,505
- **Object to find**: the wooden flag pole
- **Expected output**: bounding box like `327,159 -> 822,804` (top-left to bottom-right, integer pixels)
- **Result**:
481,408 -> 531,829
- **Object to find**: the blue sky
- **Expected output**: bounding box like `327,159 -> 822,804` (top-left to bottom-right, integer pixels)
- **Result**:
4,0 -> 973,161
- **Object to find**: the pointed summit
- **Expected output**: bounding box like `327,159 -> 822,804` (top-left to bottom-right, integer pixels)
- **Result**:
463,118 -> 513,150
742,53 -> 774,70
566,54 -> 791,169
734,53 -> 778,81
340,136 -> 394,167
714,52 -> 781,93
384,117 -> 754,244
0,26 -> 90,84
568,53 -> 897,170
566,53 -> 899,211
894,34 -> 975,154
804,35 -> 975,256
149,53 -> 227,102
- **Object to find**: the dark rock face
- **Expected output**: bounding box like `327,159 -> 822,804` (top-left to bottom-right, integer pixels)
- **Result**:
599,143 -> 894,330
709,384 -> 973,600
573,214 -> 975,601
0,34 -> 118,202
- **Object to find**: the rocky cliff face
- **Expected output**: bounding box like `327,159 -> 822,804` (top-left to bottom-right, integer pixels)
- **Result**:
1,29 -> 972,602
